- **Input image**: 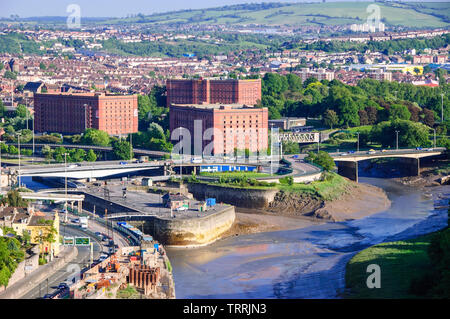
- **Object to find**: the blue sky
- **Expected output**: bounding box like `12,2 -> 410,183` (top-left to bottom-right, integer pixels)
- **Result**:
0,0 -> 442,18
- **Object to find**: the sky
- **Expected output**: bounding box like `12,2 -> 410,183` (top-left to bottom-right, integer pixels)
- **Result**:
0,0 -> 444,18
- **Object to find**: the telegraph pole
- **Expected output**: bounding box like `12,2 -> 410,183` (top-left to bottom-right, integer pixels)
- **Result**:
64,152 -> 69,222
356,132 -> 360,152
16,132 -> 21,188
395,130 -> 399,150
441,92 -> 444,123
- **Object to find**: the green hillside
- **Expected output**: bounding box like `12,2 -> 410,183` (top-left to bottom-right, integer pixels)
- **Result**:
104,1 -> 450,28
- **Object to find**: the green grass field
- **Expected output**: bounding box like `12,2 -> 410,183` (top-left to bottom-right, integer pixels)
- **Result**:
278,172 -> 350,200
199,171 -> 271,178
104,2 -> 449,27
345,234 -> 434,299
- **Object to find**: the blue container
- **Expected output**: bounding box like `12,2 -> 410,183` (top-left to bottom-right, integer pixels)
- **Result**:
206,198 -> 216,207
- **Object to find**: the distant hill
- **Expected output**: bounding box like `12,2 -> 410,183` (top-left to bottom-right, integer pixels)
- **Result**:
102,1 -> 450,28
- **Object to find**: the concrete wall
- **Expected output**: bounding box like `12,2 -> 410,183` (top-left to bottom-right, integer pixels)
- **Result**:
399,157 -> 420,176
187,183 -> 279,209
137,206 -> 236,246
0,246 -> 78,299
0,245 -> 40,294
336,161 -> 358,182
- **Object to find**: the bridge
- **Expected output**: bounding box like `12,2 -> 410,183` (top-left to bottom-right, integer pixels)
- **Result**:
6,143 -> 169,158
330,148 -> 446,182
104,212 -> 158,220
276,132 -> 320,143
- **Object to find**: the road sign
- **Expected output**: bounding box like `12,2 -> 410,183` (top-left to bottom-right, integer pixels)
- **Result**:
63,237 -> 74,245
75,237 -> 90,246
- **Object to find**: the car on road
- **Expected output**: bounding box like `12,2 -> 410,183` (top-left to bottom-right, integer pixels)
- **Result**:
426,148 -> 434,151
340,152 -> 348,156
348,151 -> 355,154
119,161 -> 128,165
176,206 -> 188,212
381,149 -> 387,153
416,147 -> 423,151
367,149 -> 376,154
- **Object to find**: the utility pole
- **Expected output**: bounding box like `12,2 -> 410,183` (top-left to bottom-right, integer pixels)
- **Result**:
356,132 -> 360,152
441,92 -> 444,123
433,128 -> 436,149
129,133 -> 132,160
32,112 -> 35,157
395,130 -> 399,150
16,132 -> 21,188
270,124 -> 274,176
64,152 -> 69,223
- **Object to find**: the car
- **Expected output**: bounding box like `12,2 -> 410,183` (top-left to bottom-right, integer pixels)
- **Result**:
119,161 -> 128,165
348,151 -> 355,154
416,147 -> 423,151
381,149 -> 387,153
68,164 -> 77,168
426,148 -> 434,151
176,206 -> 188,211
57,282 -> 69,290
367,149 -> 376,154
340,152 -> 348,156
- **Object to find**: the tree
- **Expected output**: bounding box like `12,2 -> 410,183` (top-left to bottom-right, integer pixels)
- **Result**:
113,140 -> 133,160
39,62 -> 46,70
148,122 -> 165,140
421,108 -> 435,127
0,190 -> 28,207
86,149 -> 97,162
3,71 -> 16,80
370,120 -> 430,148
81,128 -> 110,146
323,109 -> 339,129
358,109 -> 369,126
305,151 -> 335,171
388,104 -> 411,121
15,104 -> 29,118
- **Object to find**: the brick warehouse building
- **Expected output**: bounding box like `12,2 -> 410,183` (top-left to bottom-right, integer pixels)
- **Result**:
170,104 -> 268,155
34,92 -> 138,135
166,78 -> 261,106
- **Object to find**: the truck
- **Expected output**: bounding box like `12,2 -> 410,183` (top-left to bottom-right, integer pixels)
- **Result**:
79,217 -> 88,229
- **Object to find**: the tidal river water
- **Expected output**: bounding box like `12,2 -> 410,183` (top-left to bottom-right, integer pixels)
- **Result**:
166,177 -> 449,299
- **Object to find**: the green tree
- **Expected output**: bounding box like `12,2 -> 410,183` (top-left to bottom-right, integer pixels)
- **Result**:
113,140 -> 133,160
305,151 -> 335,171
81,128 -> 110,146
86,149 -> 97,162
323,109 -> 339,129
388,104 -> 411,121
15,104 -> 29,118
0,190 -> 28,207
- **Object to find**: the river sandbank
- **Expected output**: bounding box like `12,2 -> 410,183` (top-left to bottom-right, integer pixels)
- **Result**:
220,181 -> 391,240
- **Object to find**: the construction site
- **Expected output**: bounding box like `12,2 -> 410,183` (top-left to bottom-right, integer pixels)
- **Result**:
70,240 -> 175,299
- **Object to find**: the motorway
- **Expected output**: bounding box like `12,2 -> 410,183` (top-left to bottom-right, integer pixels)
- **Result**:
21,210 -> 130,299
21,225 -> 102,299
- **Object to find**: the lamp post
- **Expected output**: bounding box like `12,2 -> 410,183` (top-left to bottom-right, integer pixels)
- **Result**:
356,132 -> 360,152
129,133 -> 132,160
441,92 -> 444,123
395,130 -> 399,150
64,152 -> 69,223
433,128 -> 436,149
16,132 -> 21,188
270,123 -> 274,176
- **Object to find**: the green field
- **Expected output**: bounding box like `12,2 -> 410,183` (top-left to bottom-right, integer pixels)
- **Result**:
104,2 -> 449,28
199,171 -> 271,178
345,234 -> 434,299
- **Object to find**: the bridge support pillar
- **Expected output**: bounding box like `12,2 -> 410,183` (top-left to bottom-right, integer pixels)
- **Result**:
400,157 -> 420,176
78,200 -> 83,214
336,161 -> 358,182
193,166 -> 197,175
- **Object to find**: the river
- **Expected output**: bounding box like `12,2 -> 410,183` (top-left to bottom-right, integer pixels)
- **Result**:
166,177 -> 449,299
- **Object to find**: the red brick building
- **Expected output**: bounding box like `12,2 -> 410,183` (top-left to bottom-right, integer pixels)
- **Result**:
166,78 -> 261,106
34,92 -> 138,135
170,104 -> 268,155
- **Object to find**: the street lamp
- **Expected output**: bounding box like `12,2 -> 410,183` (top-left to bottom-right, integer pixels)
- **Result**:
64,152 -> 69,223
395,130 -> 399,150
356,132 -> 360,152
441,92 -> 444,123
16,132 -> 21,188
433,128 -> 436,149
270,123 -> 274,176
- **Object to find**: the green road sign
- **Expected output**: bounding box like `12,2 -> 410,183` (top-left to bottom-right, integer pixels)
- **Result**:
75,237 -> 90,246
63,237 -> 74,245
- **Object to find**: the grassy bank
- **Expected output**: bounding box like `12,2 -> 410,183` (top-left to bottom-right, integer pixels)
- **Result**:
345,235 -> 434,298
345,206 -> 450,299
199,171 -> 271,179
278,173 -> 350,201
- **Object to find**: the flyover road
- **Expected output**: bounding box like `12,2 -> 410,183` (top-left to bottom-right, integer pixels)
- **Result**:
21,226 -> 103,299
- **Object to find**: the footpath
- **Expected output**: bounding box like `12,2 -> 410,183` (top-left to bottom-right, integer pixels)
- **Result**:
0,246 -> 78,299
